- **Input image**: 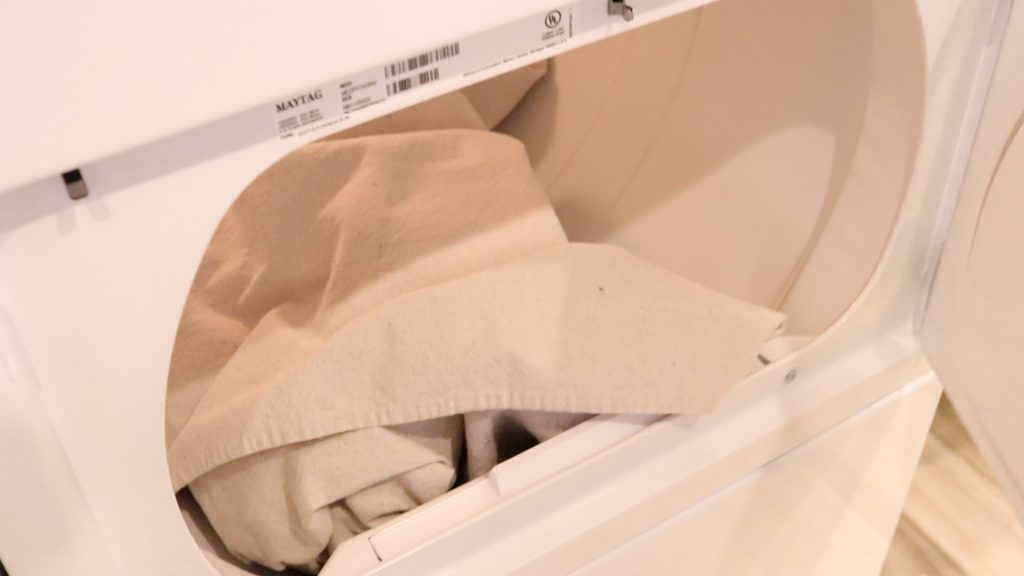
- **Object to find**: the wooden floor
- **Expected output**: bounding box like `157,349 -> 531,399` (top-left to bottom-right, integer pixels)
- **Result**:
881,396 -> 1024,576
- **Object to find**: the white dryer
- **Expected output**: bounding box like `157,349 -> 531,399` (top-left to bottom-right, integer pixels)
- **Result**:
0,0 -> 1022,574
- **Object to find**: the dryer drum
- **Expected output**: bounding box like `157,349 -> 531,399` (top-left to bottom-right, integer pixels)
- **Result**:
166,0 -> 926,571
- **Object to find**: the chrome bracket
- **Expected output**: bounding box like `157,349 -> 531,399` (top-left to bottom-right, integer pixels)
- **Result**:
608,0 -> 635,21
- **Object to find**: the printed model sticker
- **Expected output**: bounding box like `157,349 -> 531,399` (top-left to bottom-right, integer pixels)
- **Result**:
272,4 -> 577,141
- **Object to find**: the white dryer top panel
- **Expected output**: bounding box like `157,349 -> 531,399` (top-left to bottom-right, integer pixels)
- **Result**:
0,0 -> 712,194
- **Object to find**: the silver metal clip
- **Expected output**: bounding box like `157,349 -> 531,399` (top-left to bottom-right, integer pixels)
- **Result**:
62,169 -> 89,201
608,0 -> 635,21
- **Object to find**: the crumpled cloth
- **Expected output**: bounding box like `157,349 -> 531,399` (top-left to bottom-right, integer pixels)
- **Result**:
166,66 -> 785,573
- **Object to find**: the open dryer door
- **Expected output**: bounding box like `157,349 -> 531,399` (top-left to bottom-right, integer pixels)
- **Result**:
920,0 -> 1024,523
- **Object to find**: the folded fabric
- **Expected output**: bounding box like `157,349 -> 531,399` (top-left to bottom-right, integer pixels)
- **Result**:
167,66 -> 784,573
191,417 -> 463,572
183,239 -> 783,570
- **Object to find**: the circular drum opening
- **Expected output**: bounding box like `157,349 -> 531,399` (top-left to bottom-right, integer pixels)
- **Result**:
168,0 -> 925,571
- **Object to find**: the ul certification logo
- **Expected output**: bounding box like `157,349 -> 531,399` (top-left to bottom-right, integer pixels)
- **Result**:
545,10 -> 563,28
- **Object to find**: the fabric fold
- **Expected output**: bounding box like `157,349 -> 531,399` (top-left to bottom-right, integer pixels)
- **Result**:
171,240 -> 785,490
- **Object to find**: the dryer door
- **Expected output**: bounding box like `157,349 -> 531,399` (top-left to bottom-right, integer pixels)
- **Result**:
920,0 -> 1024,522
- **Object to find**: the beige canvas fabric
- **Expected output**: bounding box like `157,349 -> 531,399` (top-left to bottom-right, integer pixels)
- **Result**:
165,64 -> 550,454
167,63 -> 783,572
190,417 -> 464,572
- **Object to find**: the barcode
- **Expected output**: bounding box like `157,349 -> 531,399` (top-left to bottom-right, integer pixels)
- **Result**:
384,43 -> 461,78
387,68 -> 440,96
